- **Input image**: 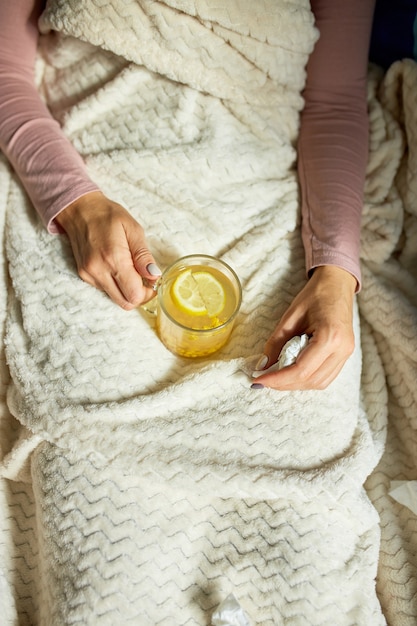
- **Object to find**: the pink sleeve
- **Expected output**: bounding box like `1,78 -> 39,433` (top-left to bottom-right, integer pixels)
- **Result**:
0,0 -> 99,233
298,0 -> 376,291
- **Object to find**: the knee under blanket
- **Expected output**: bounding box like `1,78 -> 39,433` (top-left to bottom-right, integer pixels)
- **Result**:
0,1 -> 416,624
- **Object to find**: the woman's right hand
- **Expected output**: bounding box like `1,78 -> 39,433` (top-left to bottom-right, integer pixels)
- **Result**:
55,191 -> 161,310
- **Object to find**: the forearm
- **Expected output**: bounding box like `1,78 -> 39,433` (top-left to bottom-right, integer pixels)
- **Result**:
298,96 -> 368,288
0,0 -> 98,233
298,0 -> 376,290
2,105 -> 100,233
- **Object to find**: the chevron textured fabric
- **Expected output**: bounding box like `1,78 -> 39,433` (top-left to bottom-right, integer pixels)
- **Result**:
0,1 -> 416,624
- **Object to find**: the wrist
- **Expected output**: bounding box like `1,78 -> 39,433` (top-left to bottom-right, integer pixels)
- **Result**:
55,191 -> 104,231
311,265 -> 358,296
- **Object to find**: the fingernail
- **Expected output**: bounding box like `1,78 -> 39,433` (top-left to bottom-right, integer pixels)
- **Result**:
255,355 -> 268,371
251,383 -> 264,389
146,262 -> 162,276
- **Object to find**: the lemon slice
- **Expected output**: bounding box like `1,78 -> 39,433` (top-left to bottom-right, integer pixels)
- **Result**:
171,269 -> 225,317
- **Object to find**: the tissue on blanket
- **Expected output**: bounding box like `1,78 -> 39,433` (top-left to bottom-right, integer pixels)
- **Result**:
389,481 -> 417,515
211,594 -> 253,626
1,1 -> 416,625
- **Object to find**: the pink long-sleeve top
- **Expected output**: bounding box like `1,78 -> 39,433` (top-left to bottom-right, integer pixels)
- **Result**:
0,0 -> 99,232
0,0 -> 376,288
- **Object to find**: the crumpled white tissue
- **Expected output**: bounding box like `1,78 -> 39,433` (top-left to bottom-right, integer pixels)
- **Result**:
211,593 -> 253,626
277,333 -> 309,369
389,481 -> 417,515
252,334 -> 309,378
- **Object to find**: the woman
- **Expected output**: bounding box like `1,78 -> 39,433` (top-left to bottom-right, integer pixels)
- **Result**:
0,0 -> 378,389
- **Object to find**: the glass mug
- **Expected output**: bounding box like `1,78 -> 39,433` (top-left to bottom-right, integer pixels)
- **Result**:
144,255 -> 242,358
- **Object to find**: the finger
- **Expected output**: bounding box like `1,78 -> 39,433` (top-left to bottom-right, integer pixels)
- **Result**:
112,264 -> 157,308
88,234 -> 159,307
258,301 -> 310,371
126,231 -> 161,280
254,322 -> 299,372
254,354 -> 344,390
254,341 -> 345,390
80,257 -> 154,309
81,267 -> 138,310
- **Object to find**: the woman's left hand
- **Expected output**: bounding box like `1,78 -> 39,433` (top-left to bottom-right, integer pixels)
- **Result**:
252,265 -> 357,390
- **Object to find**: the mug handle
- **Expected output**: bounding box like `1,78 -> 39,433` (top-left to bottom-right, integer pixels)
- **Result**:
140,277 -> 160,316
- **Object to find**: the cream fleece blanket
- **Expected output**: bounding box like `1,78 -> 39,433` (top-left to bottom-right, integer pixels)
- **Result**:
0,1 -> 416,624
